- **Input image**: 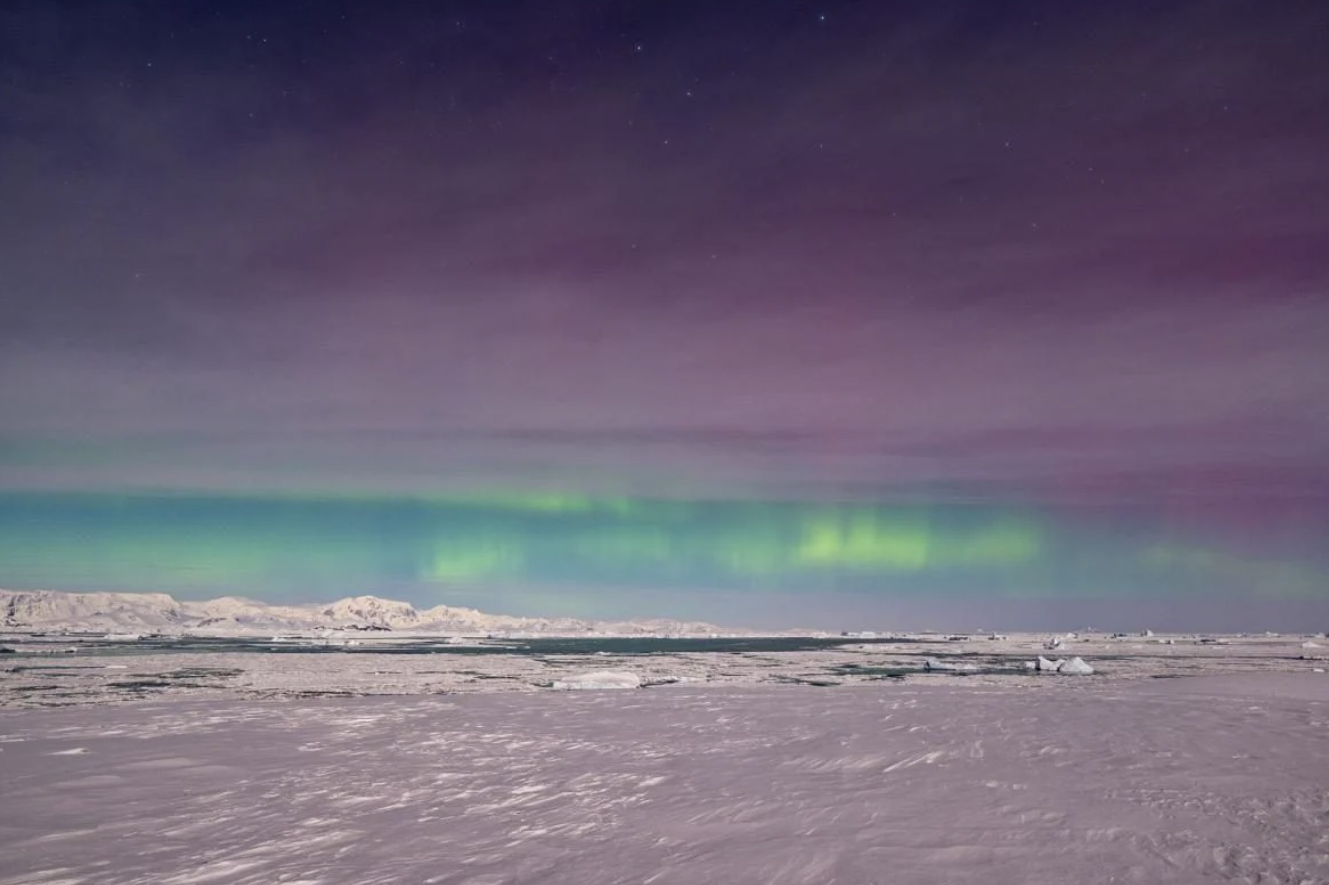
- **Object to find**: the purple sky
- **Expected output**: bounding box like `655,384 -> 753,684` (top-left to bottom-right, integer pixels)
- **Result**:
0,0 -> 1326,624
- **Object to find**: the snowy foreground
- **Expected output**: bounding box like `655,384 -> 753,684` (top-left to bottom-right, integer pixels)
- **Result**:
2,674 -> 1328,885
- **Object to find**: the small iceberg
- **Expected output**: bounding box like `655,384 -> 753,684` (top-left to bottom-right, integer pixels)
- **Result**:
1059,657 -> 1095,675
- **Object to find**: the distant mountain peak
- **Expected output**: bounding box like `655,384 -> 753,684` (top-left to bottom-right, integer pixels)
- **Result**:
315,595 -> 425,630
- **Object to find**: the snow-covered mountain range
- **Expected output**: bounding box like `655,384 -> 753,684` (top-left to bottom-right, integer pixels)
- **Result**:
0,589 -> 728,636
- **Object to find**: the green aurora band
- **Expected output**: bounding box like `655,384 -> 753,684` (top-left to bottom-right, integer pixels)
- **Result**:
1,491 -> 1323,616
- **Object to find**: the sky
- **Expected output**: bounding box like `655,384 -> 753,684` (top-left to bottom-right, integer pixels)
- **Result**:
1,0 -> 1327,630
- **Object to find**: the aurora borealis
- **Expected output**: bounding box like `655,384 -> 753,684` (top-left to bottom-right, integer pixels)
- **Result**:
0,491 -> 1324,630
1,1 -> 1327,629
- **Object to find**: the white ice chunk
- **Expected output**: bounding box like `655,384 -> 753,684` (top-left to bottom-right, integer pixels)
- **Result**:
1059,657 -> 1095,675
550,671 -> 642,690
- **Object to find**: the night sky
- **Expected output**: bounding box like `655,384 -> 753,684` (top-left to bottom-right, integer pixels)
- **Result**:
2,0 -> 1327,630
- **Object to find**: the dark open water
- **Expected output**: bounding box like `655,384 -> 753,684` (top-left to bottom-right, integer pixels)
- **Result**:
16,634 -> 927,658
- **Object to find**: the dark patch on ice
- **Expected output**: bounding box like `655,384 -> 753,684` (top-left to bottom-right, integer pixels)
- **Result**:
108,679 -> 175,691
5,665 -> 105,672
165,667 -> 243,679
453,670 -> 525,681
831,663 -> 909,680
101,667 -> 244,693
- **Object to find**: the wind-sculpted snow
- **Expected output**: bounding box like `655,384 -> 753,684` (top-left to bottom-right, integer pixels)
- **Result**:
1,677 -> 1327,884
